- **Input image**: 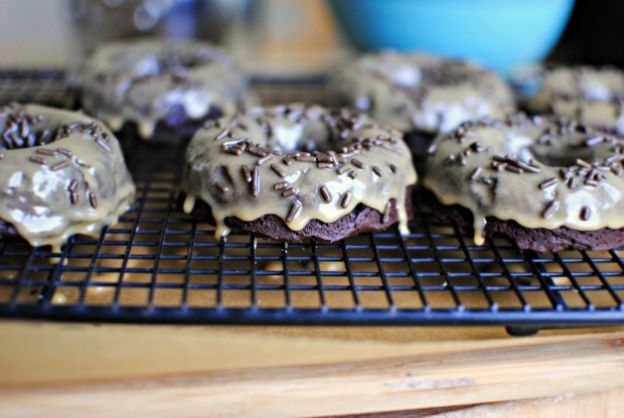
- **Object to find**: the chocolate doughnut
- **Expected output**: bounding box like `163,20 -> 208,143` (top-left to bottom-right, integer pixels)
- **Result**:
80,38 -> 251,142
528,66 -> 624,136
424,113 -> 624,252
180,104 -> 417,242
333,52 -> 516,164
0,103 -> 135,251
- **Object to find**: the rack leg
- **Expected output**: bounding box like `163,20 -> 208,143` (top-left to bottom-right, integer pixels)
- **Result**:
505,326 -> 540,337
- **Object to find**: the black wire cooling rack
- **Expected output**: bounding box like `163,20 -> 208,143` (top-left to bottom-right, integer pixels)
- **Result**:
1,70 -> 624,335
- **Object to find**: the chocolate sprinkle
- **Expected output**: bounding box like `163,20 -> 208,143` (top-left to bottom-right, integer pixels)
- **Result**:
516,161 -> 541,173
36,148 -> 57,156
56,148 -> 73,158
270,163 -> 286,178
281,187 -> 297,197
469,167 -> 482,181
215,181 -> 229,194
252,166 -> 260,197
542,200 -> 559,219
95,137 -> 111,152
336,165 -> 350,175
273,181 -> 289,190
317,162 -> 334,169
316,153 -> 333,163
584,135 -> 604,147
341,191 -> 352,208
70,191 -> 79,205
319,185 -> 332,202
241,165 -> 252,183
580,206 -> 591,221
351,158 -> 365,169
605,155 -> 619,165
222,138 -> 247,148
286,200 -> 302,222
538,177 -> 558,190
295,154 -> 316,162
28,156 -> 46,165
225,146 -> 243,156
51,160 -> 70,172
75,159 -> 91,168
68,179 -> 79,192
88,192 -> 98,209
256,154 -> 273,166
505,164 -> 523,174
247,146 -> 268,158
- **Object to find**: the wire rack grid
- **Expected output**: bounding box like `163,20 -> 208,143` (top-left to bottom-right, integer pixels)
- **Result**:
1,70 -> 624,334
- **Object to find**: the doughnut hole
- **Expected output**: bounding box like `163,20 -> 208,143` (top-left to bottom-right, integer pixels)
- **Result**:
528,142 -> 595,168
261,106 -> 375,155
271,116 -> 333,154
127,51 -> 212,84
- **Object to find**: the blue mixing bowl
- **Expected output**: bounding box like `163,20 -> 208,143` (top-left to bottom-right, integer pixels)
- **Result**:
328,0 -> 575,74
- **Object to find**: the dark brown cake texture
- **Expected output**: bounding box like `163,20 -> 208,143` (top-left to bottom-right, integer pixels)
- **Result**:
0,220 -> 20,240
116,104 -> 224,143
419,189 -> 624,252
184,187 -> 413,243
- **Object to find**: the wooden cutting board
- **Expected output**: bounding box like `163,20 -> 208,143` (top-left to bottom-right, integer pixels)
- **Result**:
1,321 -> 624,417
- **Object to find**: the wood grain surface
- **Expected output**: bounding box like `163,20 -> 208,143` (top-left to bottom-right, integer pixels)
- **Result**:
1,321 -> 624,417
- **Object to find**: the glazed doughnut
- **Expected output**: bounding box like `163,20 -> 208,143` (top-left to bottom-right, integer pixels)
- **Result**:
528,66 -> 624,135
333,52 -> 516,160
0,103 -> 135,251
424,113 -> 624,252
180,104 -> 417,242
80,38 -> 251,141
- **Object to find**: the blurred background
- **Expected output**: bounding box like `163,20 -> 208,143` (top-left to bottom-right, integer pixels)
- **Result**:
0,0 -> 622,75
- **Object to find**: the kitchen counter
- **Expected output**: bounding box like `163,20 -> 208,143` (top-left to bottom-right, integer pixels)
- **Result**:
2,321 -> 624,417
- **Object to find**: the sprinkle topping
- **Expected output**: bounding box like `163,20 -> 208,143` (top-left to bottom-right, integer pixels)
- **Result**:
270,163 -> 286,178
286,200 -> 302,222
341,191 -> 352,208
319,185 -> 332,202
180,104 -> 417,241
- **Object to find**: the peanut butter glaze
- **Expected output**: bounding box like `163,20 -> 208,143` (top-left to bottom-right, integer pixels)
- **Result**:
180,104 -> 417,240
0,104 -> 135,250
80,38 -> 251,140
424,114 -> 624,246
334,52 -> 516,134
528,66 -> 624,135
